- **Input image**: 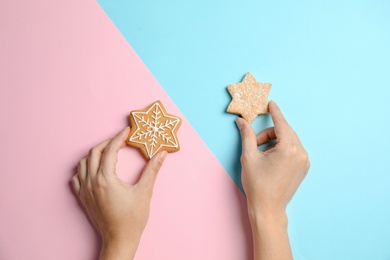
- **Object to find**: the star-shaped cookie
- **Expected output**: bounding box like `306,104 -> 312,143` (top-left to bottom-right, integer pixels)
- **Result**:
126,100 -> 181,160
226,72 -> 272,123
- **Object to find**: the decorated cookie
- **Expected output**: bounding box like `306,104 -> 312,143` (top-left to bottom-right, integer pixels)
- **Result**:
126,100 -> 181,160
226,72 -> 272,124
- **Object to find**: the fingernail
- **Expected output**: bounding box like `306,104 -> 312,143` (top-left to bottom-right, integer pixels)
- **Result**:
159,151 -> 167,162
236,118 -> 244,130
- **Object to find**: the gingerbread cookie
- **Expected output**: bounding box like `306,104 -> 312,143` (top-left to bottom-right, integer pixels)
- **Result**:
226,72 -> 272,123
126,100 -> 181,160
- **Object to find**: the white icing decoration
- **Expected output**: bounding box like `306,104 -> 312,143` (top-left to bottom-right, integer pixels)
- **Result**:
129,102 -> 180,158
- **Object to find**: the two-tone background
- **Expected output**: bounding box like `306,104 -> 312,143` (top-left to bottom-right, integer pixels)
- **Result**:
1,1 -> 389,259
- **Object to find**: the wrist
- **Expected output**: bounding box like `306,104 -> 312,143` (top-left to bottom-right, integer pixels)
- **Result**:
100,238 -> 139,260
247,205 -> 293,260
247,203 -> 288,231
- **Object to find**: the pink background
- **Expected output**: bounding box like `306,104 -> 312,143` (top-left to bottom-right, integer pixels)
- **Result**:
0,0 -> 252,259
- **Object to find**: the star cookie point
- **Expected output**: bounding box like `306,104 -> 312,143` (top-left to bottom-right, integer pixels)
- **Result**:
126,100 -> 181,160
226,72 -> 272,124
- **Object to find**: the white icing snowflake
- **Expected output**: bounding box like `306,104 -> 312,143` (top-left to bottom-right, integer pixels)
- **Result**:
129,102 -> 180,158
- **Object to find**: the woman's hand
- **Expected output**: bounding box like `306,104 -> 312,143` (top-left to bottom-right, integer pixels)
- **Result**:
236,101 -> 310,260
71,127 -> 167,260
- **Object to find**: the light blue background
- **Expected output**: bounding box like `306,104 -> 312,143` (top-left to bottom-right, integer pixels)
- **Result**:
98,0 -> 390,259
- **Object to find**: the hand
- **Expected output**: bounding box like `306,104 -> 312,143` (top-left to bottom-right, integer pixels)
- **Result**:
236,101 -> 310,260
71,127 -> 167,260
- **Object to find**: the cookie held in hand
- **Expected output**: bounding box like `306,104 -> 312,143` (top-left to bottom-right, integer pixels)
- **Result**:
126,100 -> 181,160
226,72 -> 272,124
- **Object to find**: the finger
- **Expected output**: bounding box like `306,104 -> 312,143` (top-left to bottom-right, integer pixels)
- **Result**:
269,101 -> 291,138
236,117 -> 258,154
99,127 -> 130,176
263,143 -> 277,153
137,151 -> 167,194
256,127 -> 276,146
88,139 -> 112,179
78,157 -> 87,184
71,175 -> 81,195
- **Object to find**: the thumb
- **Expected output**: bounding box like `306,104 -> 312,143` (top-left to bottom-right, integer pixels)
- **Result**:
236,118 -> 257,154
137,151 -> 167,193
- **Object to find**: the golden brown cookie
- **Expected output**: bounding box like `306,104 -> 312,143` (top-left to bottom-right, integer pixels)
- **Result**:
126,100 -> 181,160
226,72 -> 272,123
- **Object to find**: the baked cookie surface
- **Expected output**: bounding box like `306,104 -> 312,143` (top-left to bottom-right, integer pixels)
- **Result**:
226,72 -> 272,123
126,100 -> 181,160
